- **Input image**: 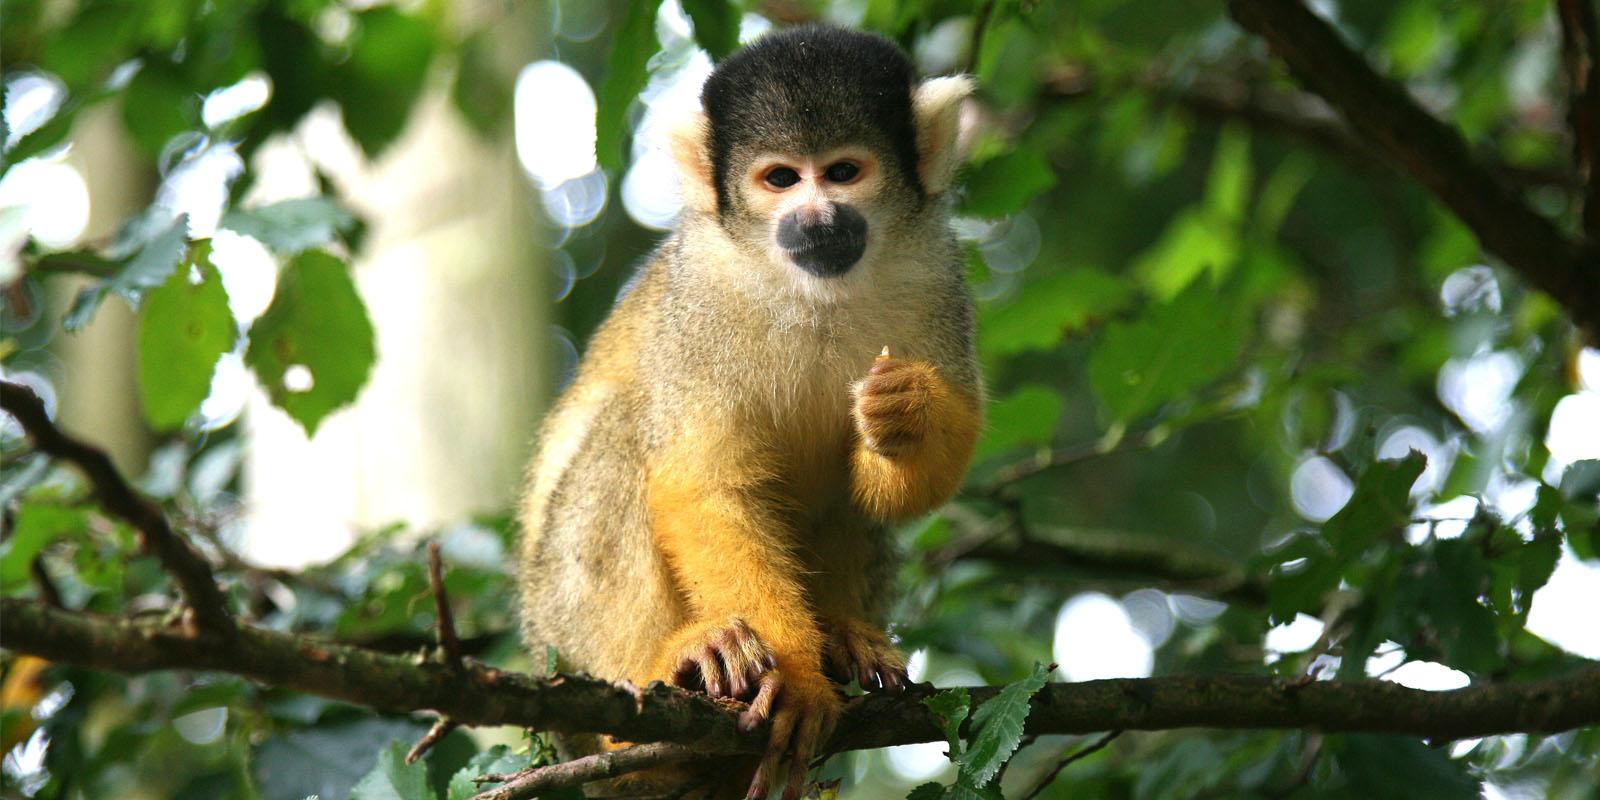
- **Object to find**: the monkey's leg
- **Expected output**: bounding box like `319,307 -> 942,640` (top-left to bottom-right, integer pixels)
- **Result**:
808,519 -> 909,694
849,358 -> 982,521
649,444 -> 841,800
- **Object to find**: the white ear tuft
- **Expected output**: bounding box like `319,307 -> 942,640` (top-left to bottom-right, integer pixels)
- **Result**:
669,110 -> 716,214
912,75 -> 976,195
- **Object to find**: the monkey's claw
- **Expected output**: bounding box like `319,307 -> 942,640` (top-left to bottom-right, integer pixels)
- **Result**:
667,617 -> 777,703
852,358 -> 935,457
821,617 -> 908,693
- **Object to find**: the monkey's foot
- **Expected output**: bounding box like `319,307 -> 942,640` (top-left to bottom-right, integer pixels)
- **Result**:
820,617 -> 908,693
746,669 -> 841,800
664,617 -> 777,704
851,358 -> 935,457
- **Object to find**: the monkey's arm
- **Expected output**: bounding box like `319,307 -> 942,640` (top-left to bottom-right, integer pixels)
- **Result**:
849,358 -> 982,521
648,437 -> 840,792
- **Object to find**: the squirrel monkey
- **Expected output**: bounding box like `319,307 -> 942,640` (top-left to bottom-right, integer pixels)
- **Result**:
518,24 -> 981,800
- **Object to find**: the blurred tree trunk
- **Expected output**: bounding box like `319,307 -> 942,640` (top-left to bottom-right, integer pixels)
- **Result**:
52,104 -> 153,477
243,8 -> 548,566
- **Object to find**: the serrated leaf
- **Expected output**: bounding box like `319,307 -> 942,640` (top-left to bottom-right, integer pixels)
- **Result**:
245,250 -> 376,436
351,742 -> 432,800
595,0 -> 665,172
1321,454 -> 1426,559
980,268 -> 1134,358
682,0 -> 739,60
923,688 -> 971,761
221,198 -> 357,254
975,385 -> 1062,460
331,8 -> 436,157
1087,278 -> 1249,425
961,149 -> 1058,219
135,240 -> 237,430
957,663 -> 1051,788
447,745 -> 534,800
109,216 -> 190,299
906,782 -> 948,800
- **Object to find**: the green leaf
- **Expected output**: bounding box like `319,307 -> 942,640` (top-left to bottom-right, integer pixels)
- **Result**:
957,663 -> 1051,788
1087,278 -> 1249,425
331,8 -> 437,157
350,741 -> 432,800
221,198 -> 358,254
1559,459 -> 1600,536
109,216 -> 191,298
1321,454 -> 1426,559
1331,735 -> 1477,799
121,60 -> 201,156
595,0 -> 665,172
254,718 -> 427,800
962,149 -> 1058,219
135,241 -> 237,430
975,385 -> 1062,460
906,783 -> 948,800
980,268 -> 1134,358
923,688 -> 971,761
681,0 -> 740,61
447,745 -> 534,800
1129,209 -> 1240,300
1203,125 -> 1252,222
1516,531 -> 1561,600
0,504 -> 88,588
245,250 -> 376,436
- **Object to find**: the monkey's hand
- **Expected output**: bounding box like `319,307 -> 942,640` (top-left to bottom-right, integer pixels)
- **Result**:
747,667 -> 842,800
821,617 -> 908,693
663,616 -> 776,703
851,358 -> 937,458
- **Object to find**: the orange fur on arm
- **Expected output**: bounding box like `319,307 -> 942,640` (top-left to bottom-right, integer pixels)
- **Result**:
849,362 -> 981,521
647,454 -> 825,678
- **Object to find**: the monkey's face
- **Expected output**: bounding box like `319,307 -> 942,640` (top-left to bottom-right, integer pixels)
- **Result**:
723,145 -> 919,280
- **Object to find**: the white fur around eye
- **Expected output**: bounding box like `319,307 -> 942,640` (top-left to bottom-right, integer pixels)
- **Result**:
911,75 -> 976,195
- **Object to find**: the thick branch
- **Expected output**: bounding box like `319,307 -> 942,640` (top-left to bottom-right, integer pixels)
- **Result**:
5,600 -> 1596,750
1228,0 -> 1600,334
0,381 -> 233,633
1556,0 -> 1600,238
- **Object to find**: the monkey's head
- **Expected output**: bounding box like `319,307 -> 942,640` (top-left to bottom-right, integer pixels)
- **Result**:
672,25 -> 972,283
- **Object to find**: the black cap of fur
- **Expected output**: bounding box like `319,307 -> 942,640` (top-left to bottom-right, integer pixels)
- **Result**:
701,24 -> 921,212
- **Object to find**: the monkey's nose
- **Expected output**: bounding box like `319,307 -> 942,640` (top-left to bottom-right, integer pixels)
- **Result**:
777,204 -> 867,277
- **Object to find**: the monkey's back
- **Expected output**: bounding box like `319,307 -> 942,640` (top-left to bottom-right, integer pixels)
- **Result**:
517,260 -> 685,683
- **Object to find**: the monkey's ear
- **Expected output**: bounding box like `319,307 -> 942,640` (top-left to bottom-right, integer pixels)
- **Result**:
669,110 -> 717,214
912,75 -> 976,195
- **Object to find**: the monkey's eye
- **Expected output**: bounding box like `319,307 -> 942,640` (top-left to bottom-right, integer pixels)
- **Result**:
764,167 -> 801,189
823,162 -> 860,183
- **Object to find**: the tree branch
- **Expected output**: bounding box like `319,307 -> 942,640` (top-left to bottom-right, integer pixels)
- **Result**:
1228,0 -> 1600,335
0,381 -> 234,633
1556,0 -> 1600,239
470,742 -> 714,800
5,600 -> 1596,753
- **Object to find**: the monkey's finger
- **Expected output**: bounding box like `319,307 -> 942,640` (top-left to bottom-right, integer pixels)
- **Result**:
741,671 -> 782,731
748,708 -> 798,800
844,637 -> 877,691
781,713 -> 827,800
695,644 -> 727,697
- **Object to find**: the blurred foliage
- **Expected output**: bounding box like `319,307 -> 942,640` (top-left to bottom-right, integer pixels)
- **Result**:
3,0 -> 1600,798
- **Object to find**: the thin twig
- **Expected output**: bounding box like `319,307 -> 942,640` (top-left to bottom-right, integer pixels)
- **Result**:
405,717 -> 460,764
426,541 -> 463,669
1019,730 -> 1122,800
0,380 -> 233,633
977,427 -> 1162,496
469,742 -> 715,800
968,1 -> 996,73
